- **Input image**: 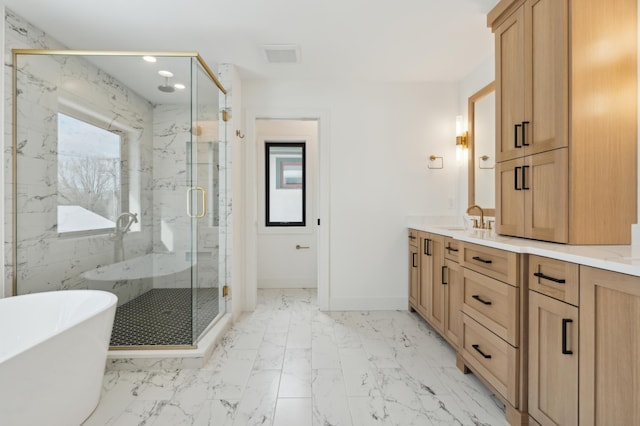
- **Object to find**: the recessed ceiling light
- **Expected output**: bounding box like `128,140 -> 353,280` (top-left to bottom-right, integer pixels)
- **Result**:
158,70 -> 174,78
142,56 -> 157,63
174,83 -> 186,90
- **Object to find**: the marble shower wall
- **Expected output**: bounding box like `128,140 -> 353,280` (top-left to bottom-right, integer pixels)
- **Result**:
4,10 -> 225,307
5,10 -> 154,301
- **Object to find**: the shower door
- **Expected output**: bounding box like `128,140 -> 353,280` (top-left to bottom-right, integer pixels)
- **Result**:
190,57 -> 227,343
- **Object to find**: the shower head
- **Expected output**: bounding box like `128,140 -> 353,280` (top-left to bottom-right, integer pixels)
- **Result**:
157,70 -> 175,93
158,76 -> 175,93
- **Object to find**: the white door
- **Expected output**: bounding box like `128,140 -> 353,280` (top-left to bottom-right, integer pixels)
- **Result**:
256,119 -> 318,288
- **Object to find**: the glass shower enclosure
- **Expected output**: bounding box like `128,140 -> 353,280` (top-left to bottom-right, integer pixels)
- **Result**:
12,50 -> 227,348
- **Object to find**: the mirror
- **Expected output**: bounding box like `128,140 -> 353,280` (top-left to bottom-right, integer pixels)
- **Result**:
468,81 -> 496,216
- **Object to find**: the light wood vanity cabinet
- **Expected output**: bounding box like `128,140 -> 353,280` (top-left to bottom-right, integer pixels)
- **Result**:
496,148 -> 568,243
443,258 -> 463,348
408,230 -> 462,350
408,230 -> 419,307
579,267 -> 640,426
489,0 -> 637,244
418,232 -> 445,332
528,255 -> 579,426
459,242 -> 525,422
409,232 -> 640,425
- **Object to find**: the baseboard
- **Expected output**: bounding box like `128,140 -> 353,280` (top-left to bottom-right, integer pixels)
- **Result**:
328,297 -> 407,311
258,278 -> 317,288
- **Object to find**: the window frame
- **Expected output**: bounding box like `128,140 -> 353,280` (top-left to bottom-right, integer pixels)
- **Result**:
56,109 -> 129,237
265,141 -> 306,227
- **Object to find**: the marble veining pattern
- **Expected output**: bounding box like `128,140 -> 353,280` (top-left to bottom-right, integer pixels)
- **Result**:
84,289 -> 508,426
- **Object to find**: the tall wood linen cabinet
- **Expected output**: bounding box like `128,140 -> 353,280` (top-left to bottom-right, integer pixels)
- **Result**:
489,0 -> 637,244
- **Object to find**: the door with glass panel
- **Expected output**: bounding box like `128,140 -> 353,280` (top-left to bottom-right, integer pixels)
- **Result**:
257,119 -> 318,289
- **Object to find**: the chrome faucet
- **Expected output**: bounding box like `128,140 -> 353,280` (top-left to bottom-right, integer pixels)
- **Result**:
110,212 -> 138,262
466,205 -> 486,229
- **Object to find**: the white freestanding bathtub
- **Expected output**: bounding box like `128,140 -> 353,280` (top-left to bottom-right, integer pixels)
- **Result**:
0,290 -> 117,426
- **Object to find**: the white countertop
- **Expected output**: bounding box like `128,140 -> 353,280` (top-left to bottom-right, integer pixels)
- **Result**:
408,219 -> 640,278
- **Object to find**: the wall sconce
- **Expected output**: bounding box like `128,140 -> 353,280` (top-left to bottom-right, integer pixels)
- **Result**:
455,115 -> 468,162
455,115 -> 468,149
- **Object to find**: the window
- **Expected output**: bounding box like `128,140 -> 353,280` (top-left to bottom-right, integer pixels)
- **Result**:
265,142 -> 306,226
57,113 -> 125,234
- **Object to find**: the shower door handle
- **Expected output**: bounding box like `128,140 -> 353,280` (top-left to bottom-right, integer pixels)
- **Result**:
187,187 -> 207,218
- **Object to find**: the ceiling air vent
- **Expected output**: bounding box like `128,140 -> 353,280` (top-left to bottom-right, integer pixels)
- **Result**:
262,44 -> 301,64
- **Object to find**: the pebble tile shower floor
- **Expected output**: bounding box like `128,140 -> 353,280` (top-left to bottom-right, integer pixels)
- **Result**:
110,288 -> 219,346
86,288 -> 508,425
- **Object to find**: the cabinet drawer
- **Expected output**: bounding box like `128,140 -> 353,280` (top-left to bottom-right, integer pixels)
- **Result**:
462,314 -> 518,406
462,268 -> 519,346
408,229 -> 418,247
444,237 -> 460,262
460,242 -> 519,286
528,255 -> 579,306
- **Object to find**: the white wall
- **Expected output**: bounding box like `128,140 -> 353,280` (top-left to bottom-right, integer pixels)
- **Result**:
244,80 -> 460,310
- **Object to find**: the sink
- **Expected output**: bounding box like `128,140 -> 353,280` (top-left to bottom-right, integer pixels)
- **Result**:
445,226 -> 465,231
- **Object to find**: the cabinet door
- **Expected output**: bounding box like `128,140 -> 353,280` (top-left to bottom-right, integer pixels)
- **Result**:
524,149 -> 568,242
524,0 -> 569,156
443,258 -> 462,349
496,157 -> 525,237
418,233 -> 445,332
409,243 -> 419,308
529,291 -> 578,426
495,4 -> 526,163
580,267 -> 640,426
418,233 -> 433,317
429,234 -> 445,333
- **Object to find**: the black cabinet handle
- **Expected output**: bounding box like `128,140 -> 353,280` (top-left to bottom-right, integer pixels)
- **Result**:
522,165 -> 530,190
409,235 -> 416,240
521,121 -> 530,146
412,253 -> 417,268
446,244 -> 459,253
514,166 -> 522,190
423,238 -> 432,256
472,256 -> 492,264
472,295 -> 492,305
472,344 -> 492,359
441,266 -> 448,285
533,271 -> 566,284
562,318 -> 573,355
514,123 -> 522,148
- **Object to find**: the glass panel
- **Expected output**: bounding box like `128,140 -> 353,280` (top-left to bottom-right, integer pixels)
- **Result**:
13,52 -> 226,349
192,58 -> 225,342
265,143 -> 306,226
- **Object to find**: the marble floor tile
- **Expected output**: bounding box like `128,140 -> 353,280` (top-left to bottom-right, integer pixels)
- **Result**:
192,400 -> 238,426
348,391 -> 393,426
312,369 -> 353,426
273,398 -> 313,426
85,289 -> 507,426
207,349 -> 258,400
232,369 -> 281,426
311,333 -> 341,369
339,347 -> 379,397
253,332 -> 287,370
279,348 -> 312,397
